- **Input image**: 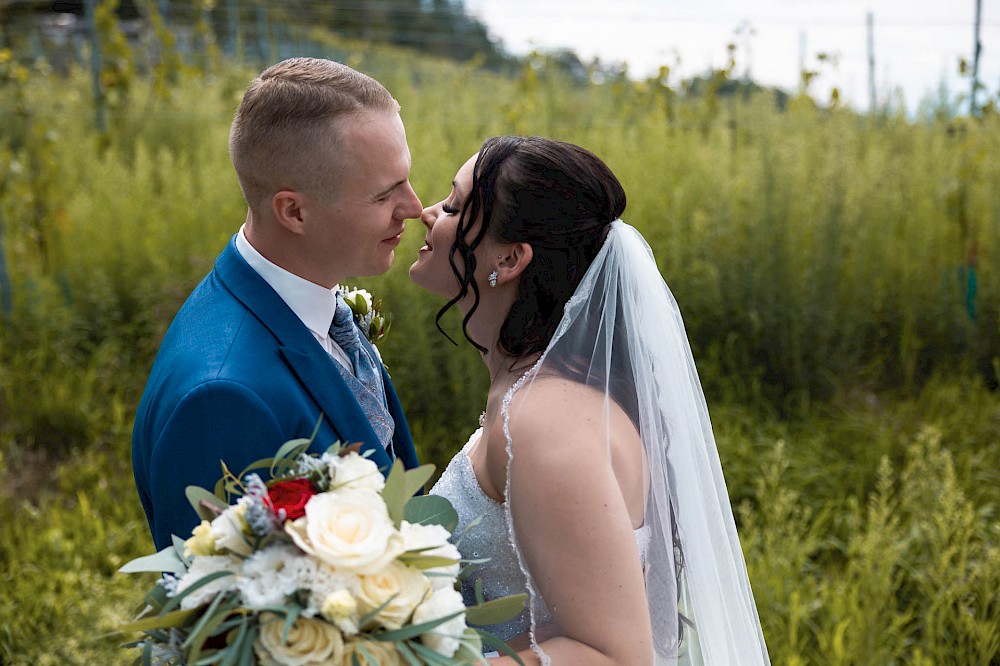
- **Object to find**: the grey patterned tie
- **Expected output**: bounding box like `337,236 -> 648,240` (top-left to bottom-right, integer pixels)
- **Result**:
331,291 -> 382,398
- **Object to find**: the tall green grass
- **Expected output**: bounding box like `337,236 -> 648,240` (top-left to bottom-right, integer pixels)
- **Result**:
0,41 -> 998,664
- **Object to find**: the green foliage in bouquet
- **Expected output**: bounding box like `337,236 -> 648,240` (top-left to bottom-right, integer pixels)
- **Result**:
118,435 -> 526,665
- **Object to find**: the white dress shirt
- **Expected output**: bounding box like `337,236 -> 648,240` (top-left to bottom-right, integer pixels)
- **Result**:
235,226 -> 354,373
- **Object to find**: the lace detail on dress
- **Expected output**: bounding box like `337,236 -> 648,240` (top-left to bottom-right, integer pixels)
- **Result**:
500,361 -> 553,665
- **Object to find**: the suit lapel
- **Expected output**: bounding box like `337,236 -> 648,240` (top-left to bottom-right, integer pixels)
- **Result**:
213,237 -> 393,471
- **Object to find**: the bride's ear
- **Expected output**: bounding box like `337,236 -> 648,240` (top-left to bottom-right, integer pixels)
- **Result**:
494,242 -> 533,285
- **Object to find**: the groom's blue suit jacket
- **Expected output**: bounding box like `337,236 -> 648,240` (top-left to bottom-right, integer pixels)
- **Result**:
132,237 -> 418,550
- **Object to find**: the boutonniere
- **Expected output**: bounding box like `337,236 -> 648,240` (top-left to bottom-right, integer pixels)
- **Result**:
341,286 -> 391,345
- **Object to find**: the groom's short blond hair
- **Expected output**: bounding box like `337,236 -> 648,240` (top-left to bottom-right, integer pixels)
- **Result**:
229,57 -> 399,209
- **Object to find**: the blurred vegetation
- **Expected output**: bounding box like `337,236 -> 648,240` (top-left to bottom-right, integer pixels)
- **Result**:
1,8 -> 999,665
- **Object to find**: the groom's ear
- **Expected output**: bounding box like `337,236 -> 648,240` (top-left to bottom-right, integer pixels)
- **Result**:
496,242 -> 533,284
272,190 -> 306,235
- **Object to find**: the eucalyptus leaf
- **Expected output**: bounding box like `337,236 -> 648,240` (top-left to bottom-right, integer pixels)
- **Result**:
381,460 -> 408,526
121,607 -> 197,632
394,640 -> 422,666
186,485 -> 228,521
183,591 -> 237,658
453,628 -> 489,664
403,494 -> 458,531
119,546 -> 186,574
372,610 -> 464,641
465,593 -> 527,626
406,640 -> 454,665
401,464 -> 434,499
479,629 -> 527,666
396,552 -> 460,570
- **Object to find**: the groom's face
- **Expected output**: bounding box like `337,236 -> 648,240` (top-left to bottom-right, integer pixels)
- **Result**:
300,110 -> 422,286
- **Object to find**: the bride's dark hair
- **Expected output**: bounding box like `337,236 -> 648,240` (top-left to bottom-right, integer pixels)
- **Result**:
435,135 -> 626,356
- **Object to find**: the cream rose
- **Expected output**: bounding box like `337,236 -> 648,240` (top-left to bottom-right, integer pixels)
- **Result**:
412,586 -> 468,658
341,638 -> 401,666
321,589 -> 358,623
353,561 -> 431,630
211,498 -> 253,556
285,489 -> 403,574
328,452 -> 384,493
254,613 -> 344,666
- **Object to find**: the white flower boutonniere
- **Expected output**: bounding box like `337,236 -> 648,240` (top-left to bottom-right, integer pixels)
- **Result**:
341,286 -> 391,345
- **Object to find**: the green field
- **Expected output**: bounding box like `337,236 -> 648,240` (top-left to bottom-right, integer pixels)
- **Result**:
1,29 -> 998,666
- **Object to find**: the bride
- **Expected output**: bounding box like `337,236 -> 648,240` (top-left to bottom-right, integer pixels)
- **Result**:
409,136 -> 770,665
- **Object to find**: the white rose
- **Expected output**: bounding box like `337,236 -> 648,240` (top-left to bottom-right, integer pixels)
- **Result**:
328,452 -> 384,493
345,288 -> 373,313
400,521 -> 461,589
352,561 -> 430,630
285,489 -> 404,574
412,586 -> 468,658
211,498 -> 253,556
254,613 -> 344,666
173,555 -> 240,610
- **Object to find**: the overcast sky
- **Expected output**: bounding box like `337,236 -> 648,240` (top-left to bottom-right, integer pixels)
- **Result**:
464,0 -> 999,113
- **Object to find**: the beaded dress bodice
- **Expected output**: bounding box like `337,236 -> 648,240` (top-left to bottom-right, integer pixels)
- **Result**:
429,428 -> 545,641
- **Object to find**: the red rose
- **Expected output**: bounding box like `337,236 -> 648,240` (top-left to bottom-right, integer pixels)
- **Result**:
267,478 -> 318,522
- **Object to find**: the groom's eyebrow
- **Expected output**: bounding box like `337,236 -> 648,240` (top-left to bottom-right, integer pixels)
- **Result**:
373,179 -> 407,199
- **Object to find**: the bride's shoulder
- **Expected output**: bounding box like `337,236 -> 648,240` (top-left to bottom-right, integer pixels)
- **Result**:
505,376 -> 614,461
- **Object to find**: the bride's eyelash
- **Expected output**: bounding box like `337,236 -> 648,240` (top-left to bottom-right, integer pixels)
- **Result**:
442,203 -> 459,215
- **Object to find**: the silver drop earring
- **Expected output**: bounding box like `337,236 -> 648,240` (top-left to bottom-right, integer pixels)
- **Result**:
488,271 -> 499,288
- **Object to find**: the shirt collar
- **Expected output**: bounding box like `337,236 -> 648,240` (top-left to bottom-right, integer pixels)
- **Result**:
235,225 -> 337,338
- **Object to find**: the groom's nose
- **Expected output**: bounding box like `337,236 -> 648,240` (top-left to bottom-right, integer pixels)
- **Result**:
398,182 -> 423,219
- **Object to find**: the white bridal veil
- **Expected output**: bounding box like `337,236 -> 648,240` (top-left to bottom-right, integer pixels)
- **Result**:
502,221 -> 770,665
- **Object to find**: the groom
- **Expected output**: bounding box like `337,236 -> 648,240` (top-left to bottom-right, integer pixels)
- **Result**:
132,58 -> 424,550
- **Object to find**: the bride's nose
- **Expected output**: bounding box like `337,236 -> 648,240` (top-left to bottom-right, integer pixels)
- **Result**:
419,205 -> 436,229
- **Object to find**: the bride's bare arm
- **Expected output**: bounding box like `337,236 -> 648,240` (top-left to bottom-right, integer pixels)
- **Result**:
489,379 -> 652,665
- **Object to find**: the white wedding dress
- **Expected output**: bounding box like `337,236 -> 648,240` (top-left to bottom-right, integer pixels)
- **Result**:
431,426 -> 652,643
431,221 -> 769,665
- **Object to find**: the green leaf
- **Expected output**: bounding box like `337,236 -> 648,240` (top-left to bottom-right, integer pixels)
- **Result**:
381,460 -> 407,526
402,464 -> 434,499
119,545 -> 187,574
403,494 -> 458,531
479,629 -> 526,666
184,593 -> 238,662
187,485 -> 228,521
121,607 -> 198,632
214,618 -> 250,666
394,640 -> 422,666
453,628 -> 489,664
396,552 -> 460,570
465,593 -> 527,626
372,610 -> 464,641
406,640 -> 454,665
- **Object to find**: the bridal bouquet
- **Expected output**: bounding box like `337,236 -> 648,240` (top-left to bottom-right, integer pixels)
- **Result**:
120,437 -> 524,665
